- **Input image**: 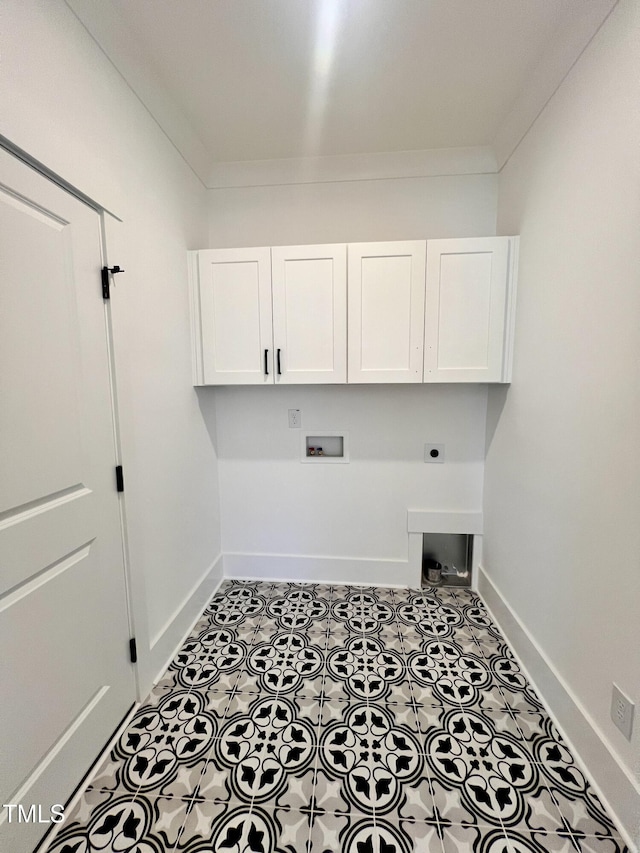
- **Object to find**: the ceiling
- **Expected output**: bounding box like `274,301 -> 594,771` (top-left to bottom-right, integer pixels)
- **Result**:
66,0 -> 616,183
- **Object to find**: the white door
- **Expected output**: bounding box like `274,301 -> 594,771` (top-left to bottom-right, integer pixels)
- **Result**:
424,237 -> 515,382
194,248 -> 273,385
271,244 -> 347,384
348,241 -> 426,383
0,149 -> 135,853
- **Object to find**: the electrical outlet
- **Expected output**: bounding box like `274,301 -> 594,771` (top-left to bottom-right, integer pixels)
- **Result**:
611,683 -> 634,740
288,409 -> 301,429
424,443 -> 445,463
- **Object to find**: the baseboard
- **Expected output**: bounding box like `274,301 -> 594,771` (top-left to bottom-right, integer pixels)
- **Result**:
36,702 -> 139,852
148,553 -> 224,687
223,552 -> 413,587
478,565 -> 640,852
36,556 -> 224,852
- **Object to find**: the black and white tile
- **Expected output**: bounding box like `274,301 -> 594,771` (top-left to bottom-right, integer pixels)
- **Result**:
45,580 -> 630,853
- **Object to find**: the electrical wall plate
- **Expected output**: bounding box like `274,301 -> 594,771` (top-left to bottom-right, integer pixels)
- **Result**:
288,409 -> 301,429
424,443 -> 445,463
611,683 -> 634,740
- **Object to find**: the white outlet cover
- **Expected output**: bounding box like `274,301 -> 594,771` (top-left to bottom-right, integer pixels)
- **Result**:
424,443 -> 445,463
288,409 -> 301,429
611,683 -> 634,740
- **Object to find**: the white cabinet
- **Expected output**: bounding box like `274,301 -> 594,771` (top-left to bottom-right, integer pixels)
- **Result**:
271,244 -> 347,384
424,237 -> 518,383
191,247 -> 273,385
190,236 -> 517,387
190,244 -> 346,385
348,241 -> 426,383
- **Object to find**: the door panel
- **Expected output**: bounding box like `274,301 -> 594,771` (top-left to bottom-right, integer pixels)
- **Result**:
438,252 -> 494,369
348,241 -> 425,383
0,187 -> 84,511
4,543 -> 102,790
0,148 -> 135,853
271,244 -> 346,384
196,247 -> 273,384
424,237 -> 511,382
1,488 -> 94,596
361,254 -> 413,370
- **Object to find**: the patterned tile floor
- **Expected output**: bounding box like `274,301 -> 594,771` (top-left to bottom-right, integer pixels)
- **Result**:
45,581 -> 629,852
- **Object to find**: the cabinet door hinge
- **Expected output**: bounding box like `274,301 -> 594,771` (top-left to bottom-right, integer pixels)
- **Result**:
129,638 -> 138,664
101,265 -> 125,300
115,465 -> 124,493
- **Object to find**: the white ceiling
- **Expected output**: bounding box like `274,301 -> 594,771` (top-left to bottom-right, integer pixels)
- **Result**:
66,0 -> 616,184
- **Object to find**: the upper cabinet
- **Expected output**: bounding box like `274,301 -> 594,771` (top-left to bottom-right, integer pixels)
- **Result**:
189,249 -> 273,385
348,241 -> 426,383
271,244 -> 347,384
424,237 -> 518,383
190,244 -> 346,386
190,236 -> 517,386
191,247 -> 273,385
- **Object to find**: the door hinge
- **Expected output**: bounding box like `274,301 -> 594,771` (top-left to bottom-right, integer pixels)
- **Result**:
115,464 -> 124,493
101,265 -> 125,300
129,638 -> 138,664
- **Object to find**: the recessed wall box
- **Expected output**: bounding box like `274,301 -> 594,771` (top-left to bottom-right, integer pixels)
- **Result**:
422,532 -> 472,588
302,432 -> 349,463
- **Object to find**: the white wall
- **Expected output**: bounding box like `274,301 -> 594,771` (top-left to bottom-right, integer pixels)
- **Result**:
2,0 -> 223,691
209,173 -> 497,247
207,172 -> 497,583
215,384 -> 487,584
483,0 -> 640,844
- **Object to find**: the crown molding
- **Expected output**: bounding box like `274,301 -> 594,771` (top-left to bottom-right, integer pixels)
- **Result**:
206,147 -> 498,189
493,0 -> 618,171
65,0 -> 211,186
67,0 -> 616,189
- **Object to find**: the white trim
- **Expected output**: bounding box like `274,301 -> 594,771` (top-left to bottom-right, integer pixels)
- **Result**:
407,510 -> 483,534
3,686 -> 108,821
187,250 -> 204,386
225,571 -> 408,592
493,1 -> 617,171
223,552 -> 413,587
148,554 -> 224,685
62,0 -> 616,186
102,212 -> 151,701
36,701 -> 139,852
0,134 -> 119,216
65,0 -> 211,186
101,211 -> 145,700
34,556 -> 225,851
207,147 -> 497,189
478,565 -> 640,852
501,236 -> 519,382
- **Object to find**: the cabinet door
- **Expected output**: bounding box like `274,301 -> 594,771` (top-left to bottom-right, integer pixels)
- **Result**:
194,247 -> 273,385
348,241 -> 426,383
424,237 -> 517,383
271,244 -> 346,384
